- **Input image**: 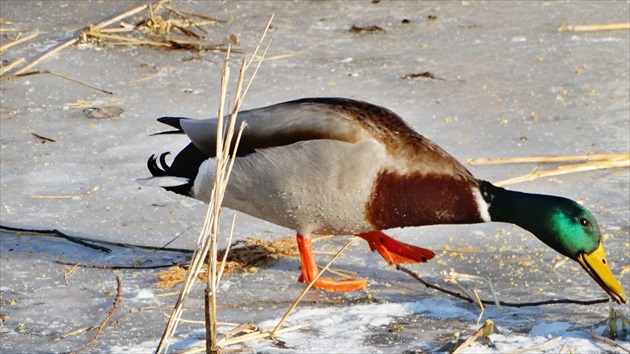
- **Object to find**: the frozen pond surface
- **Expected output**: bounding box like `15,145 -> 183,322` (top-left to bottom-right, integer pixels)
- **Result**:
1,1 -> 629,353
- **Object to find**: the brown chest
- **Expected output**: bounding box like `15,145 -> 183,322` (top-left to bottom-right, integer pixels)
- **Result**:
365,170 -> 485,230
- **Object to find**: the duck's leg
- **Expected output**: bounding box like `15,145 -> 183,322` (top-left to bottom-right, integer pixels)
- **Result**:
356,230 -> 435,265
296,234 -> 368,292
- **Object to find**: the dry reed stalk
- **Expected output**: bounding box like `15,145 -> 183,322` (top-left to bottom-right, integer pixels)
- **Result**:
606,308 -> 629,338
206,48 -> 236,354
220,322 -> 311,346
13,38 -> 78,75
445,271 -> 500,307
100,40 -> 173,47
442,274 -> 479,309
154,52 -> 244,352
204,17 -> 272,352
177,323 -> 311,353
215,214 -> 237,283
162,313 -> 239,326
110,305 -> 203,327
156,15 -> 272,354
98,26 -> 135,33
558,23 -> 630,31
551,257 -> 570,273
0,57 -> 25,75
67,100 -> 94,109
451,319 -> 494,354
493,159 -> 629,187
465,153 -> 628,165
472,288 -> 485,327
0,32 -> 38,54
559,338 -> 570,353
30,186 -> 100,199
167,8 -> 225,25
254,45 -> 316,61
580,330 -> 630,353
156,17 -> 219,31
2,70 -> 113,94
30,132 -> 56,142
83,29 -> 146,43
505,336 -> 562,354
72,275 -> 122,352
91,3 -> 150,31
271,237 -> 359,337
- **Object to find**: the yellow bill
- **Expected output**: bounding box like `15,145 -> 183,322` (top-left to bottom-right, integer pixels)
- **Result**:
577,242 -> 627,304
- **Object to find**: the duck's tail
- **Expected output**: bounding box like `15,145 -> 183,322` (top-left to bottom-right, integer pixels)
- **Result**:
140,139 -> 209,196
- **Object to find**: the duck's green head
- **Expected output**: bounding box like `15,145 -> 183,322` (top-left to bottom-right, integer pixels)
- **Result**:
480,181 -> 627,304
542,199 -> 627,304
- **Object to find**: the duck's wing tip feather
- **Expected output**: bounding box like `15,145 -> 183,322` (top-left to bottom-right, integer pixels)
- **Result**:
136,176 -> 189,188
157,117 -> 186,131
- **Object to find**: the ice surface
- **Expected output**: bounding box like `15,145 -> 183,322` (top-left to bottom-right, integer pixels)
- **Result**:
1,1 -> 629,353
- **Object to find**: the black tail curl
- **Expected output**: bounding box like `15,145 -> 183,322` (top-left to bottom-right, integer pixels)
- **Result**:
147,152 -> 172,177
147,143 -> 209,196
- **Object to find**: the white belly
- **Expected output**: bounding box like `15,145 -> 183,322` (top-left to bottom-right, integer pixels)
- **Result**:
193,139 -> 387,235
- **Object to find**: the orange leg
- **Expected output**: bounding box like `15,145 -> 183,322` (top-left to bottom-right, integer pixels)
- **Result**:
296,234 -> 367,292
356,230 -> 435,265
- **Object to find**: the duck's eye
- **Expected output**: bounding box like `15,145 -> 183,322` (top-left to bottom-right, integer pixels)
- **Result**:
579,217 -> 589,227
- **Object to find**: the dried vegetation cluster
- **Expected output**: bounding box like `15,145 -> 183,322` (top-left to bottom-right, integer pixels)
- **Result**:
156,236 -> 297,288
0,0 -> 237,78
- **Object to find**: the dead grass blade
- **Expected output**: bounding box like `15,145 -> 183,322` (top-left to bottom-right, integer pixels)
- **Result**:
451,319 -> 494,354
465,153 -> 628,165
92,3 -> 149,31
445,271 -> 501,308
30,186 -> 100,199
505,336 -> 562,354
1,70 -> 113,94
13,38 -> 78,75
493,159 -> 629,187
0,57 -> 25,75
559,23 -> 630,31
581,330 -> 630,353
0,32 -> 38,54
177,322 -> 311,353
465,153 -> 629,186
71,275 -> 122,353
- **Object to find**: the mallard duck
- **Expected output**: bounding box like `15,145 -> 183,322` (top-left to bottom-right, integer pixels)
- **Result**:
142,97 -> 626,303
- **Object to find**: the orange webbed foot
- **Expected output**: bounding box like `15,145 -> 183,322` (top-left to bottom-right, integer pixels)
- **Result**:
297,274 -> 368,292
296,234 -> 367,292
356,230 -> 435,265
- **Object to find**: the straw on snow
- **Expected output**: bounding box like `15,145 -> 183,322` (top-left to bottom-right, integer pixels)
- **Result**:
2,1 -> 228,78
558,22 -> 630,31
0,32 -> 39,54
465,153 -> 628,165
465,153 -> 629,187
493,159 -> 629,187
